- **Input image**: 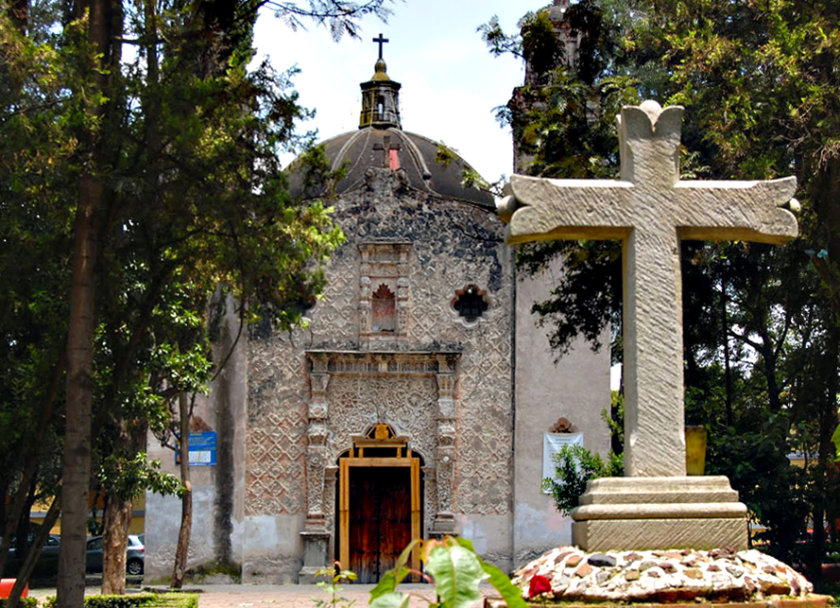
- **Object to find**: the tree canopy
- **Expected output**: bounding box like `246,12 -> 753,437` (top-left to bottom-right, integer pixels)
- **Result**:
0,0 -> 390,604
485,0 -> 839,583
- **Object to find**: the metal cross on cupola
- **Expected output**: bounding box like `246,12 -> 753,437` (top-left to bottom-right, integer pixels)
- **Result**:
498,101 -> 799,479
373,33 -> 389,59
359,33 -> 401,129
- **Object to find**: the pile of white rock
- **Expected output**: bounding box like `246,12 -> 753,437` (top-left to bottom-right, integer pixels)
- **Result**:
511,546 -> 814,603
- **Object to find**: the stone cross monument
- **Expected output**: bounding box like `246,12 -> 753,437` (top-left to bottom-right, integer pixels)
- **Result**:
499,101 -> 798,551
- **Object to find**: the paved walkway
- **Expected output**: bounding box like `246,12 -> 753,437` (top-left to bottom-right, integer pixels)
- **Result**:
27,583 -> 492,607
186,583 -> 446,608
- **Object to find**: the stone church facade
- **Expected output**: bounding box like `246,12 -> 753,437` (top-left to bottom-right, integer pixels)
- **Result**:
145,23 -> 610,583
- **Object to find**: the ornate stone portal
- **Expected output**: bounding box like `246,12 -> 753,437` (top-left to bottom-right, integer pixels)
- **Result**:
298,350 -> 460,581
499,101 -> 799,551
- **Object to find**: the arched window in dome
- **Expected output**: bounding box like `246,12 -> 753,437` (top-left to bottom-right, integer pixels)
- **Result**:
371,283 -> 396,332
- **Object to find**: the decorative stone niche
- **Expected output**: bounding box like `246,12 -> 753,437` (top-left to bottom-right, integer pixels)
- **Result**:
371,284 -> 396,332
359,242 -> 411,346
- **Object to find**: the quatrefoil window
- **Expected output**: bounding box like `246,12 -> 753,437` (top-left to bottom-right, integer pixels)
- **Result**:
452,285 -> 488,322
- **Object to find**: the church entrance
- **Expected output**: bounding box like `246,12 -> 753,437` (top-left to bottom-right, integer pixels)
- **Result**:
338,424 -> 422,583
348,466 -> 410,581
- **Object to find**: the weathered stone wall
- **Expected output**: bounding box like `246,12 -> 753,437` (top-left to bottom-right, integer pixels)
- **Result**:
145,292 -> 248,580
513,258 -> 611,567
242,170 -> 514,581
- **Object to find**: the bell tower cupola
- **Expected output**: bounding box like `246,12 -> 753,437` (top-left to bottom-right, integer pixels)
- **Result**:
359,33 -> 402,129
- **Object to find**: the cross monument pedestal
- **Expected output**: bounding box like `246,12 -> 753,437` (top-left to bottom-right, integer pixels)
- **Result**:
499,101 -> 799,551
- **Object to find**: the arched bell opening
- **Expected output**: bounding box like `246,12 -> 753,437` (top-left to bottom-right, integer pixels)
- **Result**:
335,423 -> 424,583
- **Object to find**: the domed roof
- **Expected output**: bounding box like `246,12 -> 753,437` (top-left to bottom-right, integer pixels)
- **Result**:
320,127 -> 494,208
289,36 -> 494,209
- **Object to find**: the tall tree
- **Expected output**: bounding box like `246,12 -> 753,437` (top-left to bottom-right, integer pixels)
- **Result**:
2,0 -> 392,602
58,0 -> 122,602
649,0 -> 840,574
0,0 -> 76,591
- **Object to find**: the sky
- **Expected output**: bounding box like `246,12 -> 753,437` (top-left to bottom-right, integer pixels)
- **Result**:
252,0 -> 540,183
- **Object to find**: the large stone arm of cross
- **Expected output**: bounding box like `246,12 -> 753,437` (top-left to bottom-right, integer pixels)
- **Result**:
675,176 -> 799,243
498,174 -> 635,244
498,174 -> 799,245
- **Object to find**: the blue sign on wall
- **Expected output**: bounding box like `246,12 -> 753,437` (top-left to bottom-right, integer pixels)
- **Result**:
176,431 -> 217,466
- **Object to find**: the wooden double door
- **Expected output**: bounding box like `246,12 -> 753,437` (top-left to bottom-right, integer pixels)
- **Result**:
339,457 -> 421,583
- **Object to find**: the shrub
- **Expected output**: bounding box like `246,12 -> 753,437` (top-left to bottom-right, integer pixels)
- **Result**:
42,594 -> 197,608
370,535 -> 528,608
0,598 -> 38,608
542,443 -> 623,516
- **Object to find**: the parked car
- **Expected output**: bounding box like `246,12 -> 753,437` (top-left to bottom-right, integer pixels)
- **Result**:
1,533 -> 60,578
85,534 -> 145,576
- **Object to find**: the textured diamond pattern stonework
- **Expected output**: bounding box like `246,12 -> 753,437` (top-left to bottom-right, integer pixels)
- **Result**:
246,332 -> 311,516
246,407 -> 307,515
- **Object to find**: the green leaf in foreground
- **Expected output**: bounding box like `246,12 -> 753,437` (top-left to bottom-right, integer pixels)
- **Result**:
452,536 -> 528,608
368,593 -> 411,608
424,541 -> 484,608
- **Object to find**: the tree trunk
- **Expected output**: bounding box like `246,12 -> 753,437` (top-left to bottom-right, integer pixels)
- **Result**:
7,497 -> 61,608
721,277 -> 733,426
0,355 -> 66,577
57,173 -> 102,608
810,324 -> 840,586
171,483 -> 193,588
101,413 -> 148,593
58,0 -> 120,602
172,393 -> 192,589
101,496 -> 132,595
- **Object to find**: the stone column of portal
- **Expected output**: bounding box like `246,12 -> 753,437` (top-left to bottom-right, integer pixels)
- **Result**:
395,246 -> 410,336
299,353 -> 331,582
431,355 -> 457,536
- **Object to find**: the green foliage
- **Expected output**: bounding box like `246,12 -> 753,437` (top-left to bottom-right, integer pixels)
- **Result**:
605,391 -> 624,445
542,444 -> 624,516
43,594 -> 198,608
521,12 -> 567,78
1,0 -> 383,594
144,596 -> 198,608
0,598 -> 38,608
370,536 -> 527,608
491,0 -> 840,579
313,564 -> 357,608
98,452 -> 183,501
434,144 -> 457,168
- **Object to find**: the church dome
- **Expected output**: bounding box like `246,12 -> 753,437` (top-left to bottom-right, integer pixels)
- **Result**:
290,35 -> 494,209
319,127 -> 494,208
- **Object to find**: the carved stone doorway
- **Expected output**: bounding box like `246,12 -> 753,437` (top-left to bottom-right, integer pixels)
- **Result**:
338,424 -> 422,583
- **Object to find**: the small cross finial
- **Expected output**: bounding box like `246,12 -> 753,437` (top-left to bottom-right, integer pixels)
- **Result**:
373,33 -> 389,59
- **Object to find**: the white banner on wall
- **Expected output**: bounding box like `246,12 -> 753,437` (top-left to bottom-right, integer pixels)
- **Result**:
542,432 -> 584,493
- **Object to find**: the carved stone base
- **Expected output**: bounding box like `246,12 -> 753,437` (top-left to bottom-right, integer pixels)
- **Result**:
298,529 -> 331,583
430,513 -> 457,537
570,476 -> 748,551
